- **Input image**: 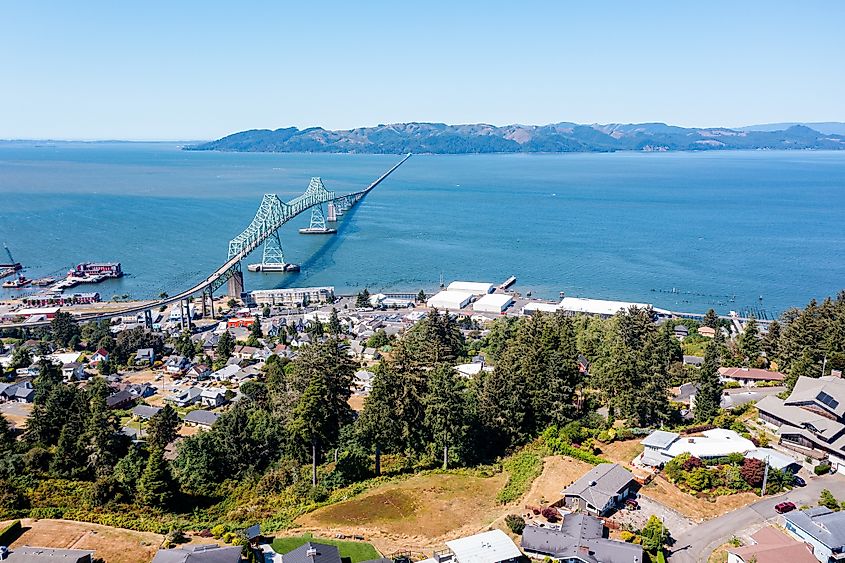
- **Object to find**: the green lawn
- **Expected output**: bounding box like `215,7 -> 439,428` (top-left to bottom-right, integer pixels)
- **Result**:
271,533 -> 380,563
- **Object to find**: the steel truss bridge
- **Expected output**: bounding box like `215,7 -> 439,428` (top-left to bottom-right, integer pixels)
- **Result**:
2,154 -> 411,329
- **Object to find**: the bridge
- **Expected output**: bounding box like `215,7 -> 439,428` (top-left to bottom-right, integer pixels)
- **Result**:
2,154 -> 412,330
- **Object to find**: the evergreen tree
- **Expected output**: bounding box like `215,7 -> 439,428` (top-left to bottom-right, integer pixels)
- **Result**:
395,308 -> 464,369
424,364 -> 475,467
737,316 -> 761,365
113,447 -> 146,496
0,414 -> 15,454
50,311 -> 80,348
762,319 -> 781,364
50,423 -> 87,477
146,404 -> 180,451
327,308 -> 341,335
355,289 -> 371,308
173,331 -> 195,360
84,377 -> 126,477
250,316 -> 263,339
702,309 -> 719,329
358,362 -> 411,473
694,338 -> 723,422
137,447 -> 173,507
9,346 -> 32,370
417,289 -> 426,303
216,331 -> 235,361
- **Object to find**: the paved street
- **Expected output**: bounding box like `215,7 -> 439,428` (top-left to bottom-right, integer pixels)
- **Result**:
669,473 -> 845,563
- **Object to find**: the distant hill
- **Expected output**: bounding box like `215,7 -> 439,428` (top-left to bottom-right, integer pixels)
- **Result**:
739,122 -> 845,135
187,122 -> 845,154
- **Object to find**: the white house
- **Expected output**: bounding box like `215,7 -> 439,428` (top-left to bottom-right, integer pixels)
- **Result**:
638,428 -> 755,467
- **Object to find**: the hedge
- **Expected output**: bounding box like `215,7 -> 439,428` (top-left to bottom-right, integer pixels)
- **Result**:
543,435 -> 610,465
0,519 -> 22,546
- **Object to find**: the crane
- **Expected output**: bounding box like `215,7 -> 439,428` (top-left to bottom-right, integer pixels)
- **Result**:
3,243 -> 15,265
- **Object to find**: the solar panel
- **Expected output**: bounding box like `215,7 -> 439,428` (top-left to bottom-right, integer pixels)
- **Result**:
817,391 -> 840,410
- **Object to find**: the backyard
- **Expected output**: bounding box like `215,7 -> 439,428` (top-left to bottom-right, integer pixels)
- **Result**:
271,533 -> 380,563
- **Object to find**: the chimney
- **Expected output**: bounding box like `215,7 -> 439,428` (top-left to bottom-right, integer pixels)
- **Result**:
307,548 -> 318,558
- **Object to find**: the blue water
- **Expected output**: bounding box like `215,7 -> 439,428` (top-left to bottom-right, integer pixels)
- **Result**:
1,142 -> 844,316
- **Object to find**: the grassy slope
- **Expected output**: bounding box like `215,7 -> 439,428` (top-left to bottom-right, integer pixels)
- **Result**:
272,533 -> 380,563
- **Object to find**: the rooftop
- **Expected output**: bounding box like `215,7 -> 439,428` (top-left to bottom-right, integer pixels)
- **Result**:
562,463 -> 634,510
785,507 -> 845,548
640,430 -> 680,449
665,429 -> 755,458
727,527 -> 815,563
445,529 -> 522,563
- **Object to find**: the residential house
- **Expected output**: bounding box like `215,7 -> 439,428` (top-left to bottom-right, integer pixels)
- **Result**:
234,345 -> 259,361
124,383 -> 156,399
757,375 -> 845,471
683,355 -> 704,367
719,367 -> 785,386
4,546 -> 95,562
727,527 -> 815,563
183,409 -> 220,429
165,355 -> 191,375
280,542 -> 341,563
674,325 -> 689,340
445,529 -> 522,563
354,370 -> 375,395
637,429 -> 755,468
784,507 -> 845,563
106,389 -> 134,409
698,326 -> 716,338
0,381 -> 34,403
15,365 -> 39,378
200,387 -> 228,408
61,362 -> 86,381
362,347 -> 380,361
165,387 -> 202,408
186,364 -> 211,381
131,404 -> 161,420
89,348 -> 109,366
561,463 -> 635,516
744,448 -> 801,473
211,364 -> 241,382
135,348 -> 155,365
152,544 -> 241,563
522,513 -> 643,563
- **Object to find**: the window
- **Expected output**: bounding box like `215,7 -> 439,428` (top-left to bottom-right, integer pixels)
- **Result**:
817,391 -> 840,411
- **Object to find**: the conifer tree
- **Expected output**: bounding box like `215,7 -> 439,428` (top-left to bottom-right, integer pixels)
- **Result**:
694,338 -> 723,422
146,404 -> 180,451
137,447 -> 173,507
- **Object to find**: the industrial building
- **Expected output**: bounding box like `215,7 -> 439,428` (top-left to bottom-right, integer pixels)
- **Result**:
522,296 -> 652,318
246,286 -> 335,307
21,292 -> 100,307
472,293 -> 513,313
427,290 -> 475,310
447,281 -> 495,295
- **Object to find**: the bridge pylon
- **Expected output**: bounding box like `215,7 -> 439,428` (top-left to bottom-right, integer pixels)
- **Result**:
227,264 -> 244,298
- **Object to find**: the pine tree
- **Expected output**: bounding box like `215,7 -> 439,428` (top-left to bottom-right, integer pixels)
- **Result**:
216,331 -> 235,361
146,404 -> 180,451
424,364 -> 474,468
417,289 -> 426,303
0,414 -> 15,454
137,447 -> 173,507
327,308 -> 341,335
84,377 -> 126,477
702,309 -> 719,329
694,338 -> 723,422
737,316 -> 761,365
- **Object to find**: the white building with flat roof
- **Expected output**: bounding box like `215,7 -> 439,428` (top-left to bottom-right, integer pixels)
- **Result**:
427,290 -> 475,310
558,297 -> 651,318
248,286 -> 334,306
522,302 -> 562,315
447,281 -> 495,295
472,293 -> 513,313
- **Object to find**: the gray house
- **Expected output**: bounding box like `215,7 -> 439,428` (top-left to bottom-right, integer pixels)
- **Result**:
561,463 -> 635,516
152,544 -> 241,563
183,409 -> 219,429
522,514 -> 643,563
4,546 -> 95,562
281,542 -> 342,563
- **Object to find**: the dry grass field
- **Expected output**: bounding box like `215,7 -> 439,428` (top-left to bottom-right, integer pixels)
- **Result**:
5,518 -> 162,563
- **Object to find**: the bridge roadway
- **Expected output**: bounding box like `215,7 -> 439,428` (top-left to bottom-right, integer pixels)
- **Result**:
1,153 -> 412,330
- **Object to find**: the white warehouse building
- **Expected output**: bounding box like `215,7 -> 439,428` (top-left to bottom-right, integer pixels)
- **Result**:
447,281 -> 495,295
472,293 -> 513,313
427,290 -> 475,310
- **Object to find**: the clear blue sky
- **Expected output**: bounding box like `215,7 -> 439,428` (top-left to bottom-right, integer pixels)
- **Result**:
1,1 -> 842,140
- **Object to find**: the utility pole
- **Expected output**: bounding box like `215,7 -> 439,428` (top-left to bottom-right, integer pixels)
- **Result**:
761,455 -> 770,496
822,356 -> 828,378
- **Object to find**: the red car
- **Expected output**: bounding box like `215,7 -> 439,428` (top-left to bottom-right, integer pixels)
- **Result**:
775,501 -> 797,514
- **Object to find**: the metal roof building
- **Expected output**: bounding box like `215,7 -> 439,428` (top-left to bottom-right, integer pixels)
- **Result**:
472,293 -> 513,313
446,281 -> 495,295
427,290 -> 475,310
446,529 -> 522,563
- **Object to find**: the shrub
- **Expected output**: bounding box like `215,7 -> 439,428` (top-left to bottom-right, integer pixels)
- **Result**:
724,381 -> 741,389
210,524 -> 227,539
541,506 -> 559,523
820,489 -> 840,511
741,458 -> 765,487
815,463 -> 831,476
682,456 -> 703,471
686,467 -> 711,492
505,514 -> 526,535
619,530 -> 637,543
497,450 -> 543,504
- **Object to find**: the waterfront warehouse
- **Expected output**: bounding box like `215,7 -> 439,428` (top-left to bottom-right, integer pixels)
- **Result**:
427,290 -> 475,310
472,293 -> 513,313
447,281 -> 495,295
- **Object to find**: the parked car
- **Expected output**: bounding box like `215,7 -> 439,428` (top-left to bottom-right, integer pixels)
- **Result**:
625,499 -> 640,510
775,501 -> 797,514
792,475 -> 807,487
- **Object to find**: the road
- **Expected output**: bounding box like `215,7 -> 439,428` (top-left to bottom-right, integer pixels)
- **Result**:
669,473 -> 845,563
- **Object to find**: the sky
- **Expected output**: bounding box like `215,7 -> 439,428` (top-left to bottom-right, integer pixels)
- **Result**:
1,1 -> 843,140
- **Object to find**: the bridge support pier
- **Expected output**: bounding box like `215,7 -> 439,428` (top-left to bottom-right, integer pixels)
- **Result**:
186,299 -> 193,331
227,269 -> 244,299
144,310 -> 153,330
201,293 -> 208,318
208,289 -> 215,319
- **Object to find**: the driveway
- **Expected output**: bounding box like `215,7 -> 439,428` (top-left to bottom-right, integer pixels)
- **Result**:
669,473 -> 845,563
611,495 -> 694,536
260,544 -> 281,563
